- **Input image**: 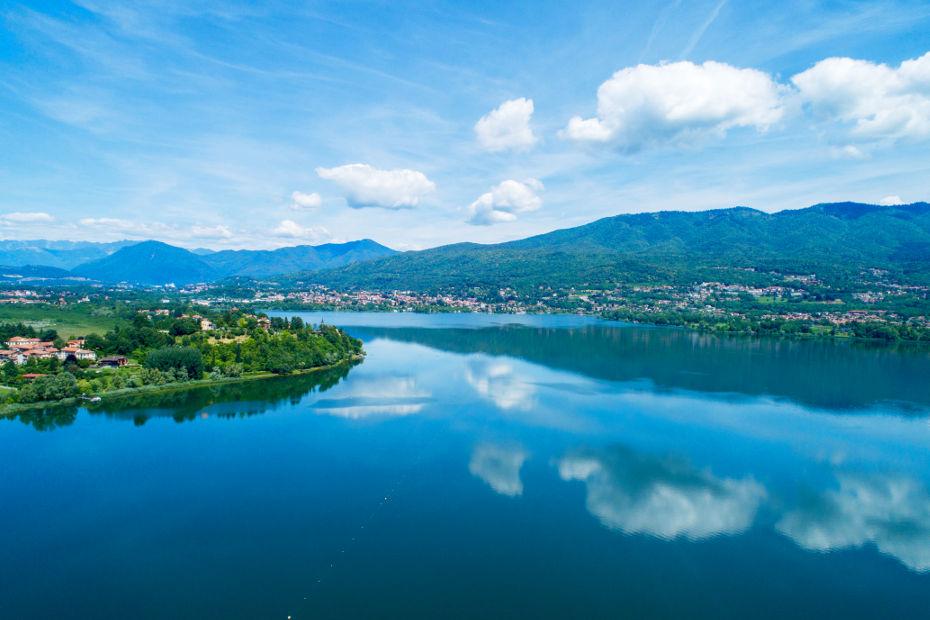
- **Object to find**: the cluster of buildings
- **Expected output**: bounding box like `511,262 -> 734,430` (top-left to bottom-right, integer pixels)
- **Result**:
0,337 -> 96,366
256,287 -> 499,312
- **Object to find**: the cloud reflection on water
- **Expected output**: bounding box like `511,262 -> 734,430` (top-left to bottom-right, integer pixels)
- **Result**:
310,375 -> 431,419
465,358 -> 536,411
777,473 -> 930,572
469,442 -> 529,497
559,446 -> 766,541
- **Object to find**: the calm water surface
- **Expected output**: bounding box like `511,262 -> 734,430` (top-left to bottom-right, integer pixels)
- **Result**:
3,312 -> 930,618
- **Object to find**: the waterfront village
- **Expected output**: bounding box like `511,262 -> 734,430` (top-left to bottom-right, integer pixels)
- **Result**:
205,269 -> 930,339
3,264 -> 930,350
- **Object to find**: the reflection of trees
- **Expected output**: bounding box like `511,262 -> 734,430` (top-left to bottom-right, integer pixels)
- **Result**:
7,363 -> 356,431
4,405 -> 79,432
559,445 -> 765,541
352,325 -> 930,412
777,473 -> 930,572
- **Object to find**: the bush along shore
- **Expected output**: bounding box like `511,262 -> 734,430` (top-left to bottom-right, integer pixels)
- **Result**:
0,308 -> 363,413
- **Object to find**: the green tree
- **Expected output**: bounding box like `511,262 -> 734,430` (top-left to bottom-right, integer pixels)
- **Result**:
144,346 -> 205,379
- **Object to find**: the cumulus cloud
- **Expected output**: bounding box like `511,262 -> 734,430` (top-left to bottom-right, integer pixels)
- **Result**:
0,211 -> 55,224
474,97 -> 537,152
290,191 -> 322,210
272,219 -> 331,242
562,60 -> 785,150
465,358 -> 536,410
559,446 -> 766,540
792,52 -> 930,142
879,195 -> 905,206
777,473 -> 930,572
467,179 -> 543,226
469,442 -> 529,497
316,163 -> 435,209
310,375 -> 431,418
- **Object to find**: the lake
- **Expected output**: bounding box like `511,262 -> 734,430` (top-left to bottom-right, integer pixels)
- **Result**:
3,312 -> 930,618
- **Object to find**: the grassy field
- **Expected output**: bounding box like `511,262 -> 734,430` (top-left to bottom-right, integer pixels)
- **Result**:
0,304 -> 124,339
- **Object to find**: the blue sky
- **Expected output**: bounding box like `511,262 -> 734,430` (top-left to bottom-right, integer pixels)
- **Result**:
2,0 -> 929,250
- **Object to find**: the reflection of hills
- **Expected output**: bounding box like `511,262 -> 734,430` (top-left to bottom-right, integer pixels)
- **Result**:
351,325 -> 930,411
9,365 -> 354,431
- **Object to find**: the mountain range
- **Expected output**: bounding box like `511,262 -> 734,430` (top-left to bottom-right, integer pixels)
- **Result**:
2,202 -> 929,287
301,201 -> 930,291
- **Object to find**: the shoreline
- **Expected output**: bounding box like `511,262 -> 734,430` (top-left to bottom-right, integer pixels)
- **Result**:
0,355 -> 363,417
266,306 -> 930,348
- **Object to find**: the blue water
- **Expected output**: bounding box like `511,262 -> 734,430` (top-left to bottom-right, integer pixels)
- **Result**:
2,312 -> 930,618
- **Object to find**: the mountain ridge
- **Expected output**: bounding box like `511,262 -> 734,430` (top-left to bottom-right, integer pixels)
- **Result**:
297,201 -> 930,291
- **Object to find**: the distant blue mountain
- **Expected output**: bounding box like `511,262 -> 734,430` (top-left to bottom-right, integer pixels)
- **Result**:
0,240 -> 133,269
0,264 -> 77,283
72,241 -> 217,285
69,239 -> 397,285
202,239 -> 397,278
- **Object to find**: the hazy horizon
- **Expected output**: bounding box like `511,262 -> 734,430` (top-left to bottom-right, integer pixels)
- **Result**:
2,199 -> 928,253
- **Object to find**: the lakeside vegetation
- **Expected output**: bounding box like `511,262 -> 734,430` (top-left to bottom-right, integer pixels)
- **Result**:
0,305 -> 362,411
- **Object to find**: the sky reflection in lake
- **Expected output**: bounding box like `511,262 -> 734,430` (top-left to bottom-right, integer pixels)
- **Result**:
3,313 -> 930,618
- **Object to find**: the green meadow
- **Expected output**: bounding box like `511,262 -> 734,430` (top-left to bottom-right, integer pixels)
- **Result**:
0,304 -> 123,339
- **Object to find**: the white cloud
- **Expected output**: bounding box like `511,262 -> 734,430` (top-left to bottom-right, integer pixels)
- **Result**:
879,195 -> 905,206
792,52 -> 930,142
562,60 -> 785,150
272,219 -> 331,242
467,179 -> 543,226
316,163 -> 435,209
469,443 -> 529,497
474,97 -> 537,152
0,211 -> 55,224
777,473 -> 930,572
559,446 -> 766,540
290,191 -> 322,210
